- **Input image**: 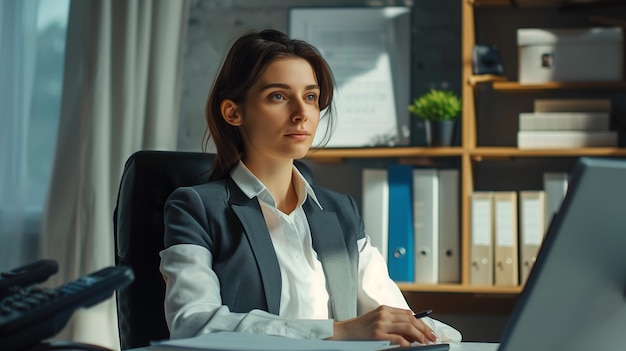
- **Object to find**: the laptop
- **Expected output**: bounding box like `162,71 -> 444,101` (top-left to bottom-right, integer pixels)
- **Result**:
498,157 -> 626,351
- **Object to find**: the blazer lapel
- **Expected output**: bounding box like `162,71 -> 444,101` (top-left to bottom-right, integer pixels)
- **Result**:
303,199 -> 357,321
227,179 -> 282,315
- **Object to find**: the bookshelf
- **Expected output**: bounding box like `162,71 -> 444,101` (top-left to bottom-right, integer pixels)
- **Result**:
462,0 -> 626,298
307,0 -> 626,298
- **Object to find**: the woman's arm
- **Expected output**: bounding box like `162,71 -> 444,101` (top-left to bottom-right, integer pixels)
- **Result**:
352,235 -> 463,345
330,305 -> 438,346
160,244 -> 333,340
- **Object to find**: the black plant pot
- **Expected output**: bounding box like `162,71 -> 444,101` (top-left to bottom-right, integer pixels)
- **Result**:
427,120 -> 456,147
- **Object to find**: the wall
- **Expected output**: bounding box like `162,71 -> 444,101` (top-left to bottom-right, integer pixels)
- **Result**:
177,0 -> 462,152
177,0 -> 508,342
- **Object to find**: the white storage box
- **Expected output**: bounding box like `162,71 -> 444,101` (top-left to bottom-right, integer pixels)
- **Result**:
517,27 -> 623,83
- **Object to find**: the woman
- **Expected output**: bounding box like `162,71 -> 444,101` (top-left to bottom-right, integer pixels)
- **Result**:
159,29 -> 461,346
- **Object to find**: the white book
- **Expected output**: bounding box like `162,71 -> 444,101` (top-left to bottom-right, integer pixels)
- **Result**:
437,169 -> 460,284
534,99 -> 612,113
470,192 -> 494,286
518,112 -> 610,131
543,172 -> 569,232
519,191 -> 546,285
517,131 -> 618,149
493,192 -> 519,287
412,169 -> 439,284
361,169 -> 389,261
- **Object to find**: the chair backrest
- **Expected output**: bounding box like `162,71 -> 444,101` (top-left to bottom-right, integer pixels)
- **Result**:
113,150 -> 314,349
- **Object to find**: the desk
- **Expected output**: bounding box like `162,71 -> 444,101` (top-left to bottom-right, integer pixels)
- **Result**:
450,343 -> 498,351
128,342 -> 499,351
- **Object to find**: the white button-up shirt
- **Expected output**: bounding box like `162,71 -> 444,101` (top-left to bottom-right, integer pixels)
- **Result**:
234,161 -> 330,320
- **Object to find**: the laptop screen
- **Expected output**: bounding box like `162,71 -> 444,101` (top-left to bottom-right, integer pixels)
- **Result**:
498,157 -> 626,351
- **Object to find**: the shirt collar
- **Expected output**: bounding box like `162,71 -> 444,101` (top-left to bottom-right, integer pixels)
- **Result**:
230,160 -> 323,210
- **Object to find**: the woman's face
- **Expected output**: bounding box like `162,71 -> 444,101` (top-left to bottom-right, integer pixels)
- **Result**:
229,57 -> 321,162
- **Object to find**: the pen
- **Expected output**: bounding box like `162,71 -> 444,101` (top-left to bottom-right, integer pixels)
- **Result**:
413,309 -> 432,319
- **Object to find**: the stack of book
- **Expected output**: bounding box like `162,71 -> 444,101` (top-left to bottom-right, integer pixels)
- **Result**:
517,99 -> 617,149
361,165 -> 461,285
469,172 -> 569,287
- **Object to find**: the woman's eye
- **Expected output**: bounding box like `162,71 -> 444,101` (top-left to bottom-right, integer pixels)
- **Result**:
305,94 -> 317,102
270,93 -> 284,101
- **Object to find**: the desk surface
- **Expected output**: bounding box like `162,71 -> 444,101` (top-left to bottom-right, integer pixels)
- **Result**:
450,343 -> 499,351
129,342 -> 499,351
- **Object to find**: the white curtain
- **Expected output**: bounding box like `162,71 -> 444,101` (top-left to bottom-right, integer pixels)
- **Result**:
0,0 -> 44,271
40,0 -> 189,349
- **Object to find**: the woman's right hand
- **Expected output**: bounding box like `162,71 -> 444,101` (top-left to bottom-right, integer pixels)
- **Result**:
328,305 -> 438,347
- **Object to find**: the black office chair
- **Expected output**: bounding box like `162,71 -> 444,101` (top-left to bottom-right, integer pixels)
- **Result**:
113,150 -> 314,349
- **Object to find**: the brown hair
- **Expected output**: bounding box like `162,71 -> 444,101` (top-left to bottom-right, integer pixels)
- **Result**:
203,29 -> 335,180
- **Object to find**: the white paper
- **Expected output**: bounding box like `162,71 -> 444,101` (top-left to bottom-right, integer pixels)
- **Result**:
150,332 -> 390,351
289,7 -> 411,147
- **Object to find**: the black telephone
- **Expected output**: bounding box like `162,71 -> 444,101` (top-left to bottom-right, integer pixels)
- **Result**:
0,260 -> 134,351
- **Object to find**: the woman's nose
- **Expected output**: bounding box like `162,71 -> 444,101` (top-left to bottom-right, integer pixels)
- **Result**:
291,100 -> 309,122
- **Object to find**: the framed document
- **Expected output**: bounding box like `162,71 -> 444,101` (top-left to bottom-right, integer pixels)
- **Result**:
289,7 -> 411,147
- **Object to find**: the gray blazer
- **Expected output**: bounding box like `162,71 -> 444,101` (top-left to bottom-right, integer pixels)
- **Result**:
163,177 -> 365,321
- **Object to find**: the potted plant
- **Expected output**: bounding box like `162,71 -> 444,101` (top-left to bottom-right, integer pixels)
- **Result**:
408,89 -> 462,146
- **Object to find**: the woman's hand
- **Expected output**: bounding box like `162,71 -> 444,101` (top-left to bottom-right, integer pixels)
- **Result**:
328,305 -> 438,347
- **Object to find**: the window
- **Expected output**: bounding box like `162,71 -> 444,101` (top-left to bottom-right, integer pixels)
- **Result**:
0,0 -> 69,270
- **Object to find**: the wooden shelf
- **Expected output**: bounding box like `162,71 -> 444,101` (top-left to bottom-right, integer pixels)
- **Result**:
470,0 -> 626,8
306,147 -> 464,161
307,146 -> 626,161
471,147 -> 626,159
468,74 -> 508,86
467,76 -> 625,91
397,283 -> 522,295
492,80 -> 626,92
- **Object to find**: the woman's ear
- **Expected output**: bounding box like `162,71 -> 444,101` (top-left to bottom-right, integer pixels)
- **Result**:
220,99 -> 242,126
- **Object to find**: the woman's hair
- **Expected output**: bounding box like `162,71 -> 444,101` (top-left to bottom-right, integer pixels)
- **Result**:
203,29 -> 335,180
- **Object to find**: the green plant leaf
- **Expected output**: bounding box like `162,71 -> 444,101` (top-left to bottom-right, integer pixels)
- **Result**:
408,89 -> 462,121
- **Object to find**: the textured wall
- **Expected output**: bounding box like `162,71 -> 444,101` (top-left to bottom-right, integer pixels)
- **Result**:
177,0 -> 461,152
